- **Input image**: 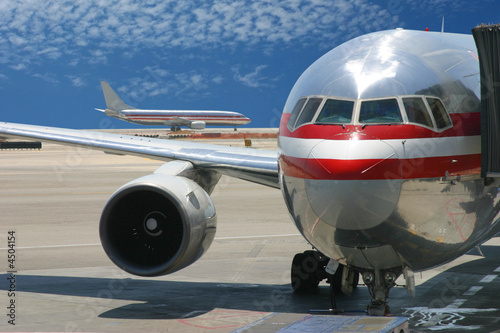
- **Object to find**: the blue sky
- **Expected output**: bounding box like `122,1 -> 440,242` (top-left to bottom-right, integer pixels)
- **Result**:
1,0 -> 499,129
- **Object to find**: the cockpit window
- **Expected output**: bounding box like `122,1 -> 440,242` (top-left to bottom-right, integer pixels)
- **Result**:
293,98 -> 322,129
287,98 -> 307,131
315,99 -> 354,124
403,97 -> 433,128
286,95 -> 450,131
359,98 -> 403,124
426,98 -> 452,129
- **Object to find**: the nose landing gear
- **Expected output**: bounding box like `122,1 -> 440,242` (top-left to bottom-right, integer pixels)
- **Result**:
361,268 -> 401,316
291,250 -> 403,316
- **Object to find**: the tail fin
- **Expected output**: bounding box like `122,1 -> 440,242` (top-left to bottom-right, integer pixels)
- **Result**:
101,81 -> 135,111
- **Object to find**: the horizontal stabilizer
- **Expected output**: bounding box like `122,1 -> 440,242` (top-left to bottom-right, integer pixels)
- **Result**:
95,107 -> 125,119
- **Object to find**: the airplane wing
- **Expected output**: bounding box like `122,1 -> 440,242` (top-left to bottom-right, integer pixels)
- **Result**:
173,116 -> 192,125
0,122 -> 279,188
170,116 -> 199,128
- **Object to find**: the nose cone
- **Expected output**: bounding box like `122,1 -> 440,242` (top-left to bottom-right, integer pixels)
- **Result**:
239,114 -> 252,125
304,133 -> 402,230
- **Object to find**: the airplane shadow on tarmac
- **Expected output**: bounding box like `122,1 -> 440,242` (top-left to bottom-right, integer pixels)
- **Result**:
0,272 -> 370,320
2,243 -> 500,331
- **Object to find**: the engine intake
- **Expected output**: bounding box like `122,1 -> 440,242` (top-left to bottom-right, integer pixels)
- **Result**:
100,174 -> 216,276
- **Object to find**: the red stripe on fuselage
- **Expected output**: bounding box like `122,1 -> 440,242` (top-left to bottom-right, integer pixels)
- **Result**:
278,113 -> 480,140
126,115 -> 248,119
278,112 -> 481,180
279,154 -> 481,180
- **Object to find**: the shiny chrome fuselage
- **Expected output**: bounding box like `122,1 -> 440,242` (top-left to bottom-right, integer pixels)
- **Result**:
118,109 -> 251,127
278,29 -> 500,272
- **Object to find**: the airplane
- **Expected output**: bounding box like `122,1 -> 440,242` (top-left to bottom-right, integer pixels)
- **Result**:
1,26 -> 499,316
95,81 -> 251,131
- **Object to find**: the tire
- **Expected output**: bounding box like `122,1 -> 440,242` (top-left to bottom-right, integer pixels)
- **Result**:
291,252 -> 320,292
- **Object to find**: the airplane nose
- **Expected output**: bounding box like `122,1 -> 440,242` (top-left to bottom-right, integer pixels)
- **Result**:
304,132 -> 402,231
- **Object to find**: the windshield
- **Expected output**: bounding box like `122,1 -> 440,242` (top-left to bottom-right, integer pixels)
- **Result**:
359,98 -> 403,124
316,99 -> 354,124
286,95 -> 446,131
294,98 -> 322,128
403,97 -> 433,128
427,98 -> 452,129
287,98 -> 307,131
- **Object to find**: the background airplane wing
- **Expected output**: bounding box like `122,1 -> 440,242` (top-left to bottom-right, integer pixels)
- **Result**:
0,122 -> 279,188
173,116 -> 192,126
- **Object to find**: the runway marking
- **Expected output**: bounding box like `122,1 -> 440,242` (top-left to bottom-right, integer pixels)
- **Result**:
215,234 -> 301,240
463,286 -> 482,296
448,299 -> 466,308
0,191 -> 111,197
231,313 -> 278,333
404,268 -> 500,329
0,243 -> 100,250
479,274 -> 498,283
0,234 -> 302,250
178,309 -> 269,330
403,307 -> 497,330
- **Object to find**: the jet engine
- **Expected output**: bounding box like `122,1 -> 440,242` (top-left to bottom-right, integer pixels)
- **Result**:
99,173 -> 216,277
189,121 -> 206,129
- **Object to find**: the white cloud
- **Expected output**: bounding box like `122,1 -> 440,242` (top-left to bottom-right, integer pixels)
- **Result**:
87,50 -> 108,65
32,72 -> 60,85
212,76 -> 224,84
10,63 -> 27,71
37,47 -> 62,60
174,72 -> 209,93
0,0 -> 401,68
0,0 -> 407,98
232,65 -> 271,88
405,0 -> 465,12
67,75 -> 87,87
110,64 -> 229,105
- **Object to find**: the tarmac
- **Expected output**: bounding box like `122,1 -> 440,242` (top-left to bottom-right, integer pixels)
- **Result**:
1,132 -> 500,332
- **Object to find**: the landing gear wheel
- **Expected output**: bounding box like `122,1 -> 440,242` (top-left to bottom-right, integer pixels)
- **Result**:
291,252 -> 322,292
290,250 -> 359,295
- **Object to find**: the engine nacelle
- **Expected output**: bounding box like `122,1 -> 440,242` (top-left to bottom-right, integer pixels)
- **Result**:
189,121 -> 206,129
99,174 -> 216,277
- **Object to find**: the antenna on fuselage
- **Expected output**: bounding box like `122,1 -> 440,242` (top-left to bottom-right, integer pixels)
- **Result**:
441,16 -> 445,33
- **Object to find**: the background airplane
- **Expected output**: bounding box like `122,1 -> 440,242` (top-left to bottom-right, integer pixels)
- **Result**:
1,26 -> 500,316
96,81 -> 251,131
